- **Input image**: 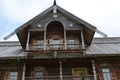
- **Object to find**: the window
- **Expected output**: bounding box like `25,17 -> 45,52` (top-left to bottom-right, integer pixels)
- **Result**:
10,72 -> 17,80
68,40 -> 75,44
52,39 -> 60,49
68,40 -> 75,49
35,72 -> 43,80
102,68 -> 111,80
37,40 -> 44,49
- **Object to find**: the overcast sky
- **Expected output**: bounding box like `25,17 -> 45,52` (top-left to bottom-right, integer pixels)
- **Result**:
0,0 -> 120,41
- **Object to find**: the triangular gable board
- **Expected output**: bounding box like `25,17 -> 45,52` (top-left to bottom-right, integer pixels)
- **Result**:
5,4 -> 104,49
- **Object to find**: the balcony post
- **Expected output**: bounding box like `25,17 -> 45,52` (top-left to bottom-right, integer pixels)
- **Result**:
64,30 -> 67,49
59,60 -> 63,80
92,60 -> 97,80
81,30 -> 86,57
81,30 -> 85,49
22,62 -> 26,80
26,31 -> 30,50
44,31 -> 46,50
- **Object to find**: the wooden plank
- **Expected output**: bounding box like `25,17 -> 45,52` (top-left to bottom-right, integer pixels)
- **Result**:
22,62 -> 26,80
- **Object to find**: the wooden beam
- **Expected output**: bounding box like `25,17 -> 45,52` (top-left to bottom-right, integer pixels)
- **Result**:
26,31 -> 30,50
22,62 -> 26,80
81,30 -> 85,49
59,61 -> 63,80
64,30 -> 67,49
44,31 -> 46,50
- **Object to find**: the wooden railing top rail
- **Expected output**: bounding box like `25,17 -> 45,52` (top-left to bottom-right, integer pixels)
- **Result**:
25,75 -> 94,80
28,44 -> 82,50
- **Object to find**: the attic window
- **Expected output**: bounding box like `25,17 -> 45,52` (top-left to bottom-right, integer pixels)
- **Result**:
69,23 -> 73,28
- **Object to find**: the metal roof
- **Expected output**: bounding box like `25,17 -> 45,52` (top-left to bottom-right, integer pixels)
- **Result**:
86,37 -> 120,55
0,41 -> 26,59
0,37 -> 120,58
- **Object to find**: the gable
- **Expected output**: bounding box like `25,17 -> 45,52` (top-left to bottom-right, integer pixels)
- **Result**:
19,6 -> 96,48
4,4 -> 106,49
28,12 -> 82,31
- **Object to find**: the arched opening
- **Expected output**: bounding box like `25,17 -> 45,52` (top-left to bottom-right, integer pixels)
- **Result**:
46,21 -> 64,49
46,21 -> 64,39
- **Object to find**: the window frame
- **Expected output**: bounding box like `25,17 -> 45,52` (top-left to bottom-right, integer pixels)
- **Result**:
35,71 -> 43,80
9,72 -> 18,80
102,68 -> 112,80
37,40 -> 44,49
68,39 -> 75,49
50,38 -> 61,49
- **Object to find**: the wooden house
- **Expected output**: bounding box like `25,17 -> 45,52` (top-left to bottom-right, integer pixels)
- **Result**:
0,1 -> 120,80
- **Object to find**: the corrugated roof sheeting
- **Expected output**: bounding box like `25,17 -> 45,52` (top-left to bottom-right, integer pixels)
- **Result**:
86,37 -> 120,54
92,37 -> 120,44
0,41 -> 25,58
86,44 -> 120,54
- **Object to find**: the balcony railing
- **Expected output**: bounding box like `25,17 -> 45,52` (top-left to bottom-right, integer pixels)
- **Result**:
25,75 -> 94,80
28,44 -> 82,51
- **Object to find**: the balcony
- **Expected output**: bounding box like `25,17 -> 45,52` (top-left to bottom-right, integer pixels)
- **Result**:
26,44 -> 85,52
25,75 -> 94,80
